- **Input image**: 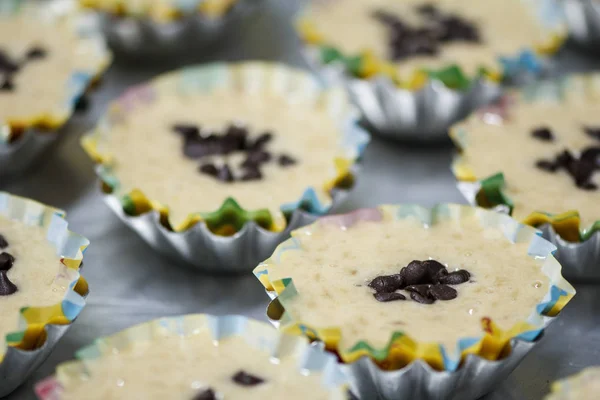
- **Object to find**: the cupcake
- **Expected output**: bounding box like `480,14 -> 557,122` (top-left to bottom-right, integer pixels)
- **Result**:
35,314 -> 348,400
0,0 -> 111,179
0,192 -> 89,397
561,0 -> 600,50
254,204 -> 575,399
545,367 -> 600,400
451,74 -> 600,281
297,0 -> 566,140
79,0 -> 261,57
81,61 -> 369,272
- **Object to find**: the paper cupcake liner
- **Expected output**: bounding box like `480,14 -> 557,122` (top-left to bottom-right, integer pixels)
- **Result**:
561,0 -> 600,49
0,192 -> 89,397
81,61 -> 369,272
81,0 -> 261,57
34,314 -> 348,400
0,0 -> 112,178
544,366 -> 600,399
297,0 -> 566,141
451,74 -> 600,281
254,204 -> 575,399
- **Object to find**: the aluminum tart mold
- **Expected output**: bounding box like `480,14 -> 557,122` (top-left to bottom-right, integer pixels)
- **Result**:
254,204 -> 575,400
81,61 -> 370,272
0,192 -> 90,397
79,0 -> 263,58
296,0 -> 566,142
451,74 -> 600,282
0,0 -> 112,180
560,0 -> 600,50
34,314 -> 349,400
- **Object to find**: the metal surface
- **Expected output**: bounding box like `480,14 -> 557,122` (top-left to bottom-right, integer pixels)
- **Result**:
562,0 -> 600,49
3,1 -> 600,399
0,130 -> 56,180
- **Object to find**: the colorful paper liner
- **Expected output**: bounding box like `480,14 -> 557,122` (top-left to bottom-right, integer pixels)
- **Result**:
81,61 -> 370,236
0,192 -> 89,362
296,0 -> 566,91
450,74 -> 600,243
0,0 -> 112,144
253,204 -> 575,372
79,0 -> 240,22
34,314 -> 349,400
545,367 -> 600,400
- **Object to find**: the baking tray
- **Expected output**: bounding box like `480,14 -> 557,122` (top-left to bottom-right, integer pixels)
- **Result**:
3,1 -> 600,399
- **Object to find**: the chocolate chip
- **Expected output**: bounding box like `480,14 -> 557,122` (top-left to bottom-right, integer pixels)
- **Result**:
0,235 -> 7,249
429,284 -> 457,300
400,260 -> 429,286
416,4 -> 438,15
240,166 -> 263,181
222,125 -> 248,153
374,292 -> 406,302
422,260 -> 447,281
0,271 -> 17,296
248,132 -> 272,150
531,127 -> 554,141
584,126 -> 600,141
217,164 -> 234,183
368,274 -> 405,293
438,270 -> 471,285
0,252 -> 15,271
405,284 -> 431,297
232,371 -> 265,386
278,154 -> 297,167
184,138 -> 221,159
0,51 -> 19,73
536,160 -> 557,172
247,151 -> 271,164
580,181 -> 598,190
192,388 -> 217,400
199,163 -> 219,177
410,291 -> 434,304
0,77 -> 14,91
172,124 -> 200,138
26,47 -> 47,60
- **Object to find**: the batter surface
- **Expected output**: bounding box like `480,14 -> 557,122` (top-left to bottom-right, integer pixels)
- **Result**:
545,367 -> 600,400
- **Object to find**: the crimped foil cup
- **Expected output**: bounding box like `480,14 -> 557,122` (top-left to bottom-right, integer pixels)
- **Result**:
34,314 -> 348,399
561,0 -> 600,49
255,204 -> 575,400
297,0 -> 567,141
451,74 -> 600,282
81,62 -> 370,272
0,0 -> 112,180
80,0 -> 261,57
0,192 -> 89,397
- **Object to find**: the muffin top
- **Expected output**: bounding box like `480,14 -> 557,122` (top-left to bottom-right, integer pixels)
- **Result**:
51,316 -> 346,400
256,204 -> 573,369
452,76 -> 600,237
300,0 -> 561,82
83,63 -> 367,231
545,367 -> 600,400
0,0 -> 110,141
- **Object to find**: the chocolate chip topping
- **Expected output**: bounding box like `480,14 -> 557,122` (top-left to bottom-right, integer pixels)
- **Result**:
369,260 -> 471,305
278,154 -> 297,167
0,47 -> 49,92
192,388 -> 217,400
232,370 -> 265,387
26,47 -> 47,60
217,164 -> 234,183
0,252 -> 15,271
536,146 -> 600,190
374,292 -> 406,302
199,163 -> 219,177
531,127 -> 554,141
535,160 -> 558,172
0,51 -> 20,73
0,77 -> 14,92
240,166 -> 263,181
584,126 -> 600,141
0,271 -> 17,296
248,132 -> 272,150
373,5 -> 480,62
0,234 -> 8,249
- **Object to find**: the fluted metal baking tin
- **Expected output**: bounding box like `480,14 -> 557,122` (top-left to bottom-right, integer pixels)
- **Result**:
457,181 -> 599,282
561,0 -> 600,49
95,0 -> 261,57
103,188 -> 349,273
0,129 -> 55,181
307,55 -> 502,142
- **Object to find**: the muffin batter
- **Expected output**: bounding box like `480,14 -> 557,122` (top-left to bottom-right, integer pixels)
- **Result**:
546,367 -> 600,400
92,75 -> 349,228
0,3 -> 109,137
303,0 -> 553,76
59,330 -> 340,400
266,210 -> 550,352
456,97 -> 600,231
0,216 -> 69,354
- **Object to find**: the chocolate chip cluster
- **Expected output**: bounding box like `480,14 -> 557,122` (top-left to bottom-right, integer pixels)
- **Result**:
192,370 -> 264,399
173,124 -> 297,183
0,234 -> 17,296
0,47 -> 47,91
368,260 -> 471,305
533,126 -> 600,190
372,4 -> 480,61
